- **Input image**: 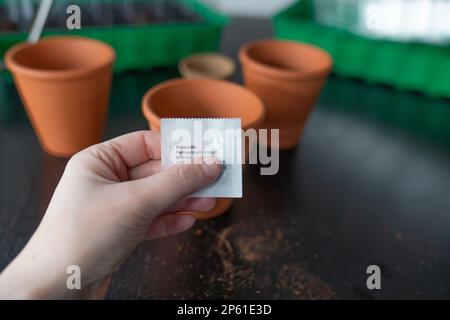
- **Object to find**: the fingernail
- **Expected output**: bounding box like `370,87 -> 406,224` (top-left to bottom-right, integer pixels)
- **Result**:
189,197 -> 216,212
174,214 -> 196,232
202,159 -> 222,180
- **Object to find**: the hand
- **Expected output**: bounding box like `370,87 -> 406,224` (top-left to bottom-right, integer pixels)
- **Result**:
0,131 -> 222,299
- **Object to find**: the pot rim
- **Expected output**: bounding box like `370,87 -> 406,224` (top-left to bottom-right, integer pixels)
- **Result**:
5,36 -> 116,81
239,39 -> 333,80
141,78 -> 265,130
178,52 -> 236,79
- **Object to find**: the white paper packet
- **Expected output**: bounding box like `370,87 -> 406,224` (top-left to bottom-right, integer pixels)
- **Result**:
161,118 -> 243,198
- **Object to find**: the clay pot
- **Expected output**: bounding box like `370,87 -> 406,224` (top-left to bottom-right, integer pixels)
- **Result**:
240,39 -> 333,149
179,53 -> 235,80
142,78 -> 265,219
5,36 -> 115,157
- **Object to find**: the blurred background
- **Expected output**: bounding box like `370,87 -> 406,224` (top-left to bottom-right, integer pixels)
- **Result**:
1,0 -> 449,145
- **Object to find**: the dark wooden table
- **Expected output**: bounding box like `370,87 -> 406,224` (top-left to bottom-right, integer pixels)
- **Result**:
1,18 -> 450,299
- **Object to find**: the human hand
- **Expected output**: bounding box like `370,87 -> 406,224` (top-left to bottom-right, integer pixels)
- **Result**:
0,131 -> 222,299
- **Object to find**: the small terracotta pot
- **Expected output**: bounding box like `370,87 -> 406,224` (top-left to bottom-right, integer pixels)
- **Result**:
240,39 -> 333,150
5,36 -> 115,157
178,53 -> 235,80
142,78 -> 265,219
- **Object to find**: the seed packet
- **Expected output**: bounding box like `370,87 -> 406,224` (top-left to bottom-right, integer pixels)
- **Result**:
161,118 -> 242,198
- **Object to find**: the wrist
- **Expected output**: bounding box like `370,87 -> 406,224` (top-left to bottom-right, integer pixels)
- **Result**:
0,256 -> 55,299
0,251 -> 110,299
0,228 -> 110,299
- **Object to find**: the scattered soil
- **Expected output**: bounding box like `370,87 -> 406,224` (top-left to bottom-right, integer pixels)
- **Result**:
205,225 -> 335,299
127,222 -> 336,300
276,264 -> 336,299
234,228 -> 283,263
212,227 -> 235,292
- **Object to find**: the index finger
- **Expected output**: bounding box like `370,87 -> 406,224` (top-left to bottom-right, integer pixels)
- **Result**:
104,130 -> 161,168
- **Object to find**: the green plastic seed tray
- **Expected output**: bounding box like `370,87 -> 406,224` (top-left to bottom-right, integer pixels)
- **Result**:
0,0 -> 229,74
273,0 -> 450,98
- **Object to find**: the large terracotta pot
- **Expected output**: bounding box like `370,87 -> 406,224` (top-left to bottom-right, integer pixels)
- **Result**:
142,78 -> 265,219
240,39 -> 333,150
5,36 -> 115,157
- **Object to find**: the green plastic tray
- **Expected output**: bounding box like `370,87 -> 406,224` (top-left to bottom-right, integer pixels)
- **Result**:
0,0 -> 228,73
273,0 -> 450,98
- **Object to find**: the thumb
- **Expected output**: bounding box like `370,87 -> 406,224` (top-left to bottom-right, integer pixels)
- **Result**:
127,161 -> 222,217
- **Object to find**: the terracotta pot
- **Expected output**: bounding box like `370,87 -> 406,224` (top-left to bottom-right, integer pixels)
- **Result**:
5,36 -> 115,157
178,53 -> 235,80
240,39 -> 333,150
142,78 -> 265,219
